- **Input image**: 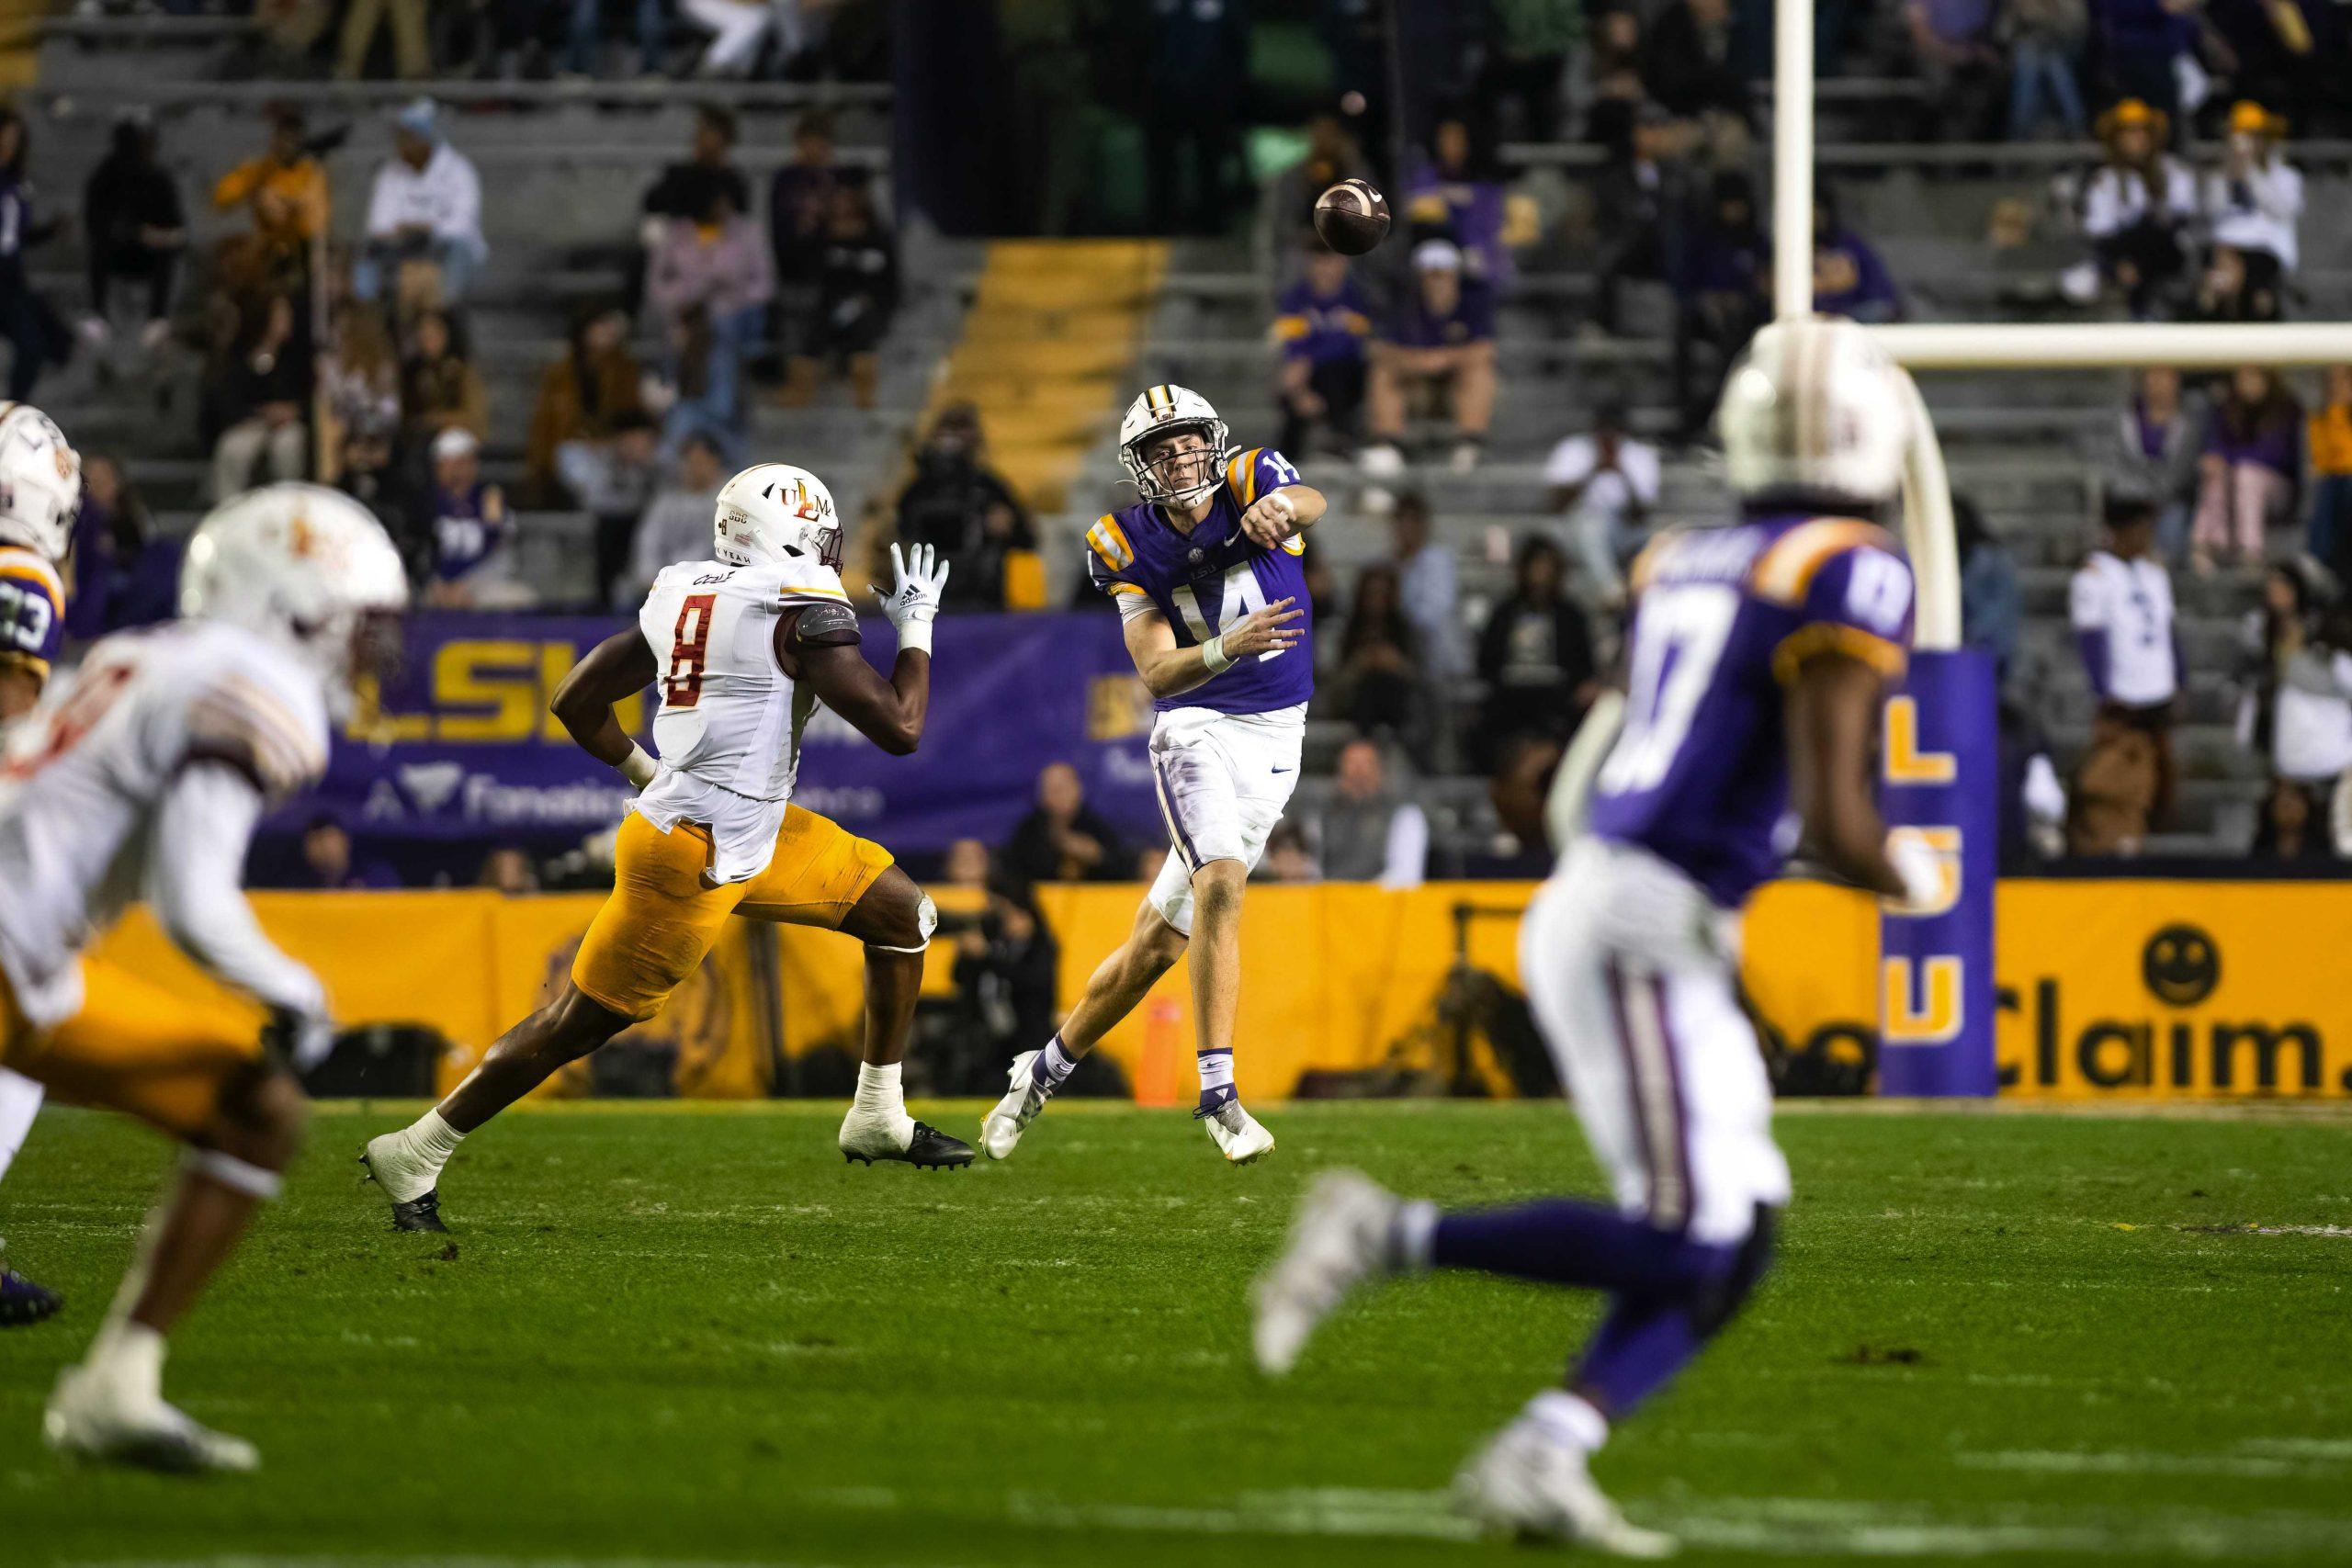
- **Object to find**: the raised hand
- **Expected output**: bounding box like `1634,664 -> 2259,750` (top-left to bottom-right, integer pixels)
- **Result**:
1220,597 -> 1306,660
1238,491 -> 1301,547
878,542 -> 950,653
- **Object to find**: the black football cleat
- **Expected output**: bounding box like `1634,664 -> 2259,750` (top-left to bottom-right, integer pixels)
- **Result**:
841,1121 -> 974,1170
0,1264 -> 62,1326
359,1149 -> 452,1233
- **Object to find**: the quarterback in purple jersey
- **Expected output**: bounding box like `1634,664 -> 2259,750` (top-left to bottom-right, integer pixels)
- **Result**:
982,384 -> 1324,1166
1255,318 -> 1944,1550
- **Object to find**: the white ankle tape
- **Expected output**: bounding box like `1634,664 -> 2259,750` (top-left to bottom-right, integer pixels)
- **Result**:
187,1147 -> 284,1201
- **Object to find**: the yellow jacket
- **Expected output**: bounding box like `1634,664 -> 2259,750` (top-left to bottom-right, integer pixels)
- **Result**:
211,155 -> 329,252
2311,403 -> 2352,477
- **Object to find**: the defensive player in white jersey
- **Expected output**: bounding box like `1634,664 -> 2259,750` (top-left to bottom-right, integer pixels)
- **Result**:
0,484 -> 407,1471
1253,319 -> 1944,1551
979,385 -> 1320,1166
0,403 -> 85,1329
362,464 -> 970,1233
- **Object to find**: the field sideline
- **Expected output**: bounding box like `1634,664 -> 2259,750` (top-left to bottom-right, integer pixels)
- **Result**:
5,1100 -> 2350,1566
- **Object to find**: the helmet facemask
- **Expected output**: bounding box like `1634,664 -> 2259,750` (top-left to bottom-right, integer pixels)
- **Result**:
1123,421 -> 1229,509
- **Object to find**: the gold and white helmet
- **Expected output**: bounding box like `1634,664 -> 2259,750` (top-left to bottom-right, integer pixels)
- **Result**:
1716,316 -> 1913,507
713,463 -> 842,571
0,402 -> 82,564
180,483 -> 410,710
1118,383 -> 1230,508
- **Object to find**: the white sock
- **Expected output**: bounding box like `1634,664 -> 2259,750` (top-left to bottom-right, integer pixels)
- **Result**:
1394,1200 -> 1440,1271
373,1111 -> 464,1201
1032,1037 -> 1079,1097
1525,1389 -> 1609,1455
854,1062 -> 915,1140
85,1319 -> 165,1404
1196,1049 -> 1235,1097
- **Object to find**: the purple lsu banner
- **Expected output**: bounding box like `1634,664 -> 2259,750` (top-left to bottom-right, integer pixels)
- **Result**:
293,610 -> 1162,851
1877,647 -> 1999,1096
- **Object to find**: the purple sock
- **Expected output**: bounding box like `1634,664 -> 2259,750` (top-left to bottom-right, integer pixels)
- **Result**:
1429,1198 -> 1732,1297
1572,1293 -> 1713,1416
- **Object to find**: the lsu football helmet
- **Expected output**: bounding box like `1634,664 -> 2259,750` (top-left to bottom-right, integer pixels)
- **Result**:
180,483 -> 410,710
1118,384 -> 1230,509
714,463 -> 842,572
1716,316 -> 1913,507
0,403 -> 83,564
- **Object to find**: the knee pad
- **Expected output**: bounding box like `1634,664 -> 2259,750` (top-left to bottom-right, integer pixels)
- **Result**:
869,891 -> 936,955
1690,1202 -> 1777,1336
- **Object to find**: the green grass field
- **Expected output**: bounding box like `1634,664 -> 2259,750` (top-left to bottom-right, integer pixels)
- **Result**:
6,1100 -> 2352,1566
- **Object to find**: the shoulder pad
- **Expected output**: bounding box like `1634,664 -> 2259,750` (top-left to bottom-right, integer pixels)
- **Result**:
793,598 -> 861,648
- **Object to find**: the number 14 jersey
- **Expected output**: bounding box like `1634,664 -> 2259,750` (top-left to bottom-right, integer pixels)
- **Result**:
635,557 -> 847,885
1588,514 -> 1916,911
1085,446 -> 1314,717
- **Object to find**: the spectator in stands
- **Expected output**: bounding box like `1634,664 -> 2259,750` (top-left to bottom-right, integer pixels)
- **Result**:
1404,113 -> 1533,293
2194,365 -> 2302,571
2309,366 -> 2352,581
0,109 -> 65,403
2070,99 -> 2196,317
1589,104 -> 1693,339
681,0 -> 774,76
1957,495 -> 2025,682
2071,495 -> 2180,834
1474,536 -> 1598,768
1332,562 -> 1425,740
640,107 -> 751,294
1273,242 -> 1372,457
1482,0 -> 1580,142
1907,0 -> 2005,138
479,846 -> 541,896
1306,739 -> 1429,887
950,875 -> 1060,1077
1641,0 -> 1750,124
797,177 -> 898,410
424,428 -> 530,609
319,301 -> 402,479
528,304 -> 645,506
1545,401 -> 1659,601
1810,187 -> 1902,323
337,0 -> 431,79
1002,762 -> 1126,885
942,839 -> 993,892
569,0 -> 667,74
2091,0 -> 2197,124
2250,776 -> 2338,862
619,433 -> 727,604
1261,821 -> 1319,884
648,184 -> 773,450
356,100 -> 488,309
2199,101 -> 2303,295
2002,0 -> 2089,138
895,402 -> 1035,610
770,109 -> 842,380
1363,240 -> 1497,475
2236,559 -> 2352,802
65,456 -> 175,641
1139,0 -> 1250,235
1670,172 -> 1769,438
2188,242 -> 2282,325
81,112 -> 185,354
2100,366 -> 2207,559
1583,5 -> 1650,142
1257,115 -> 1371,280
208,291 -> 311,502
570,412 -> 662,604
209,105 -> 328,279
1390,492 -> 1465,682
401,308 -> 489,449
337,424 -> 421,563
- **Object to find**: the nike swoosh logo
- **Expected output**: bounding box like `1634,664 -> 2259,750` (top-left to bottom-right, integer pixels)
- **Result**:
1271,766 -> 1294,774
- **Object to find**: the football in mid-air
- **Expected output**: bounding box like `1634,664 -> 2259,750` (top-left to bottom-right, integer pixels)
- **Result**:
1313,178 -> 1390,255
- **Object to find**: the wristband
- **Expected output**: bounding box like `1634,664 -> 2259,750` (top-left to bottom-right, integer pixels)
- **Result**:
898,616 -> 934,657
1201,634 -> 1234,674
618,743 -> 659,790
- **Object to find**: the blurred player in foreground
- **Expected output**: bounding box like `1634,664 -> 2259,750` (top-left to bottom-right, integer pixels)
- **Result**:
980,385 -> 1323,1165
0,405 -> 89,1327
2,485 -> 405,1470
363,465 -> 969,1234
1254,318 -> 1944,1551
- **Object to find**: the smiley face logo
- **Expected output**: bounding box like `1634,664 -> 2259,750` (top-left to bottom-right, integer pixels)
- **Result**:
2143,924 -> 2220,1007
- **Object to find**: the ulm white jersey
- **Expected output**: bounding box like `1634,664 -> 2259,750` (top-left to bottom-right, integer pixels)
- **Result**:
0,620 -> 331,1030
632,556 -> 852,884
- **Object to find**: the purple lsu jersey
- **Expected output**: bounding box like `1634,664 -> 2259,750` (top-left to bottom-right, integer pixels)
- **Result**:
0,547 -> 65,686
1588,514 -> 1916,909
1086,446 -> 1316,716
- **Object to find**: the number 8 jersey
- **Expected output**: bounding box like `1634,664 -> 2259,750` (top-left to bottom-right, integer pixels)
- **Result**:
1085,446 -> 1314,717
634,556 -> 850,885
1588,515 -> 1916,910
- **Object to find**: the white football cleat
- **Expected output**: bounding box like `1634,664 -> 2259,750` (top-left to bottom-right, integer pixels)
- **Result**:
43,1363 -> 259,1475
1454,1419 -> 1675,1557
1252,1168 -> 1397,1375
980,1050 -> 1046,1161
1204,1100 -> 1275,1165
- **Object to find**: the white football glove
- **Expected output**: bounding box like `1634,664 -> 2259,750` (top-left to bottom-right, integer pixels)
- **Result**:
878,541 -> 950,655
